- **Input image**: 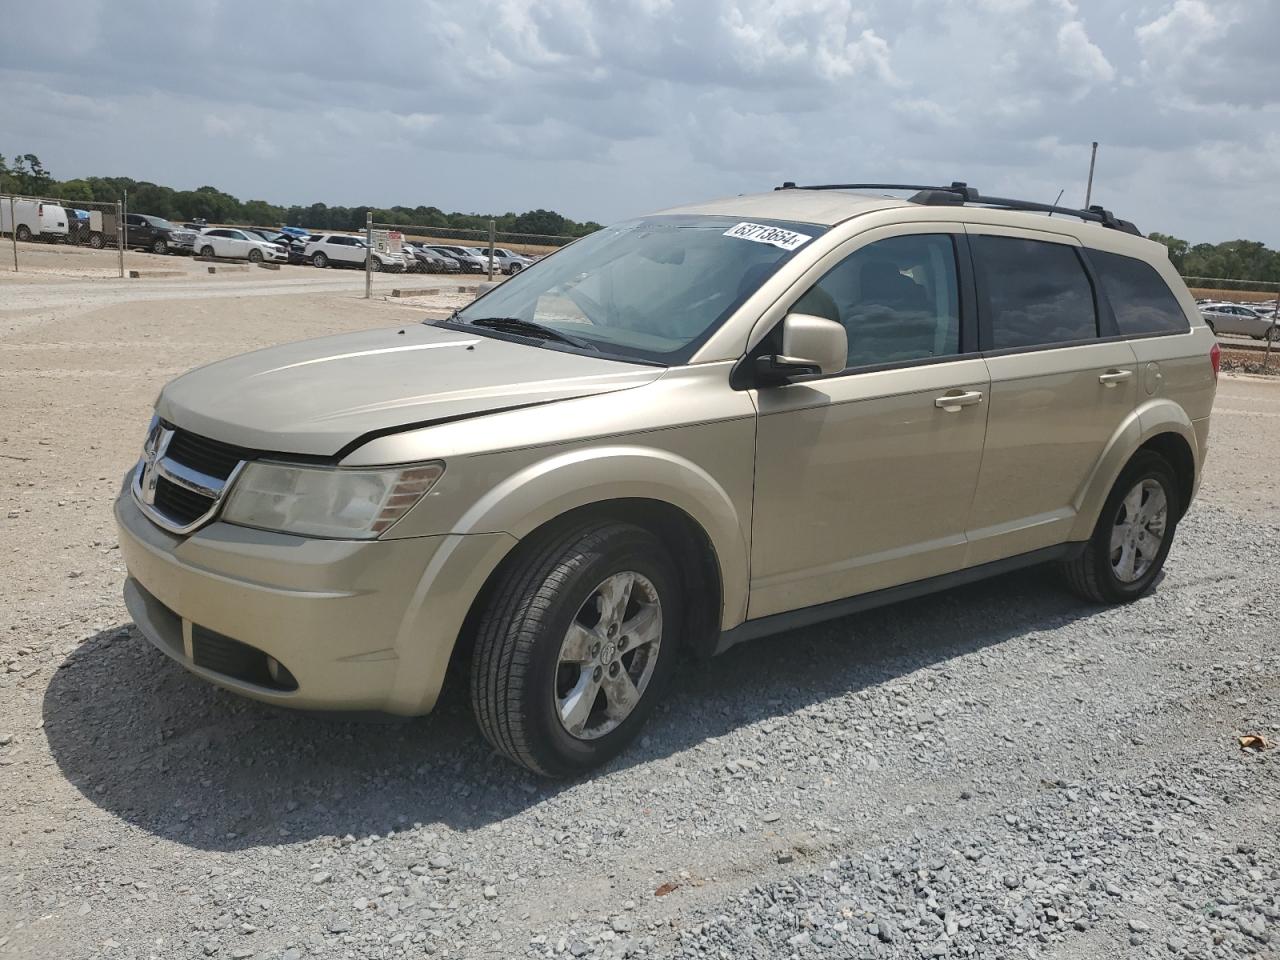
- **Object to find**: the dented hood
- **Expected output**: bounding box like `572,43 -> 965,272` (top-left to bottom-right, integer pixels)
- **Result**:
156,323 -> 664,456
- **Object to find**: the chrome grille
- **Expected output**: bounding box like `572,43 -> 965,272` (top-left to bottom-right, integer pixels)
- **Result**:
132,421 -> 250,534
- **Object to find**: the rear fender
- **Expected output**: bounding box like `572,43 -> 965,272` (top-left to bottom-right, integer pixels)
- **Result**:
1069,399 -> 1198,540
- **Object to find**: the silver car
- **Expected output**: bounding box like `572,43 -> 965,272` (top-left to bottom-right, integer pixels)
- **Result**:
1200,302 -> 1280,340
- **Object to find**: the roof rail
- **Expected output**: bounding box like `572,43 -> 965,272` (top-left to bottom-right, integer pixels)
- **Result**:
773,180 -> 1141,236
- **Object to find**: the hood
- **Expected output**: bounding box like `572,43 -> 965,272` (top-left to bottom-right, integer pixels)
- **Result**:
156,323 -> 665,457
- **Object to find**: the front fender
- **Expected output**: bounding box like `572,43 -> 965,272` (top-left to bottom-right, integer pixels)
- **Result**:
1069,398 -> 1198,541
454,444 -> 750,628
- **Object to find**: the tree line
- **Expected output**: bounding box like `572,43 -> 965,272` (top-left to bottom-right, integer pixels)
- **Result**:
1147,233 -> 1280,286
4,151 -> 1279,270
0,152 -> 602,239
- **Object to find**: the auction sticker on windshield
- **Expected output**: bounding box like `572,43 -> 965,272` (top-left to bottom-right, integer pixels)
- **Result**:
723,222 -> 811,251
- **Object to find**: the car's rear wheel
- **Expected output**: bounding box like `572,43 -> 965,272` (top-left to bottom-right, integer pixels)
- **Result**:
88,233 -> 104,249
248,248 -> 263,263
311,252 -> 327,268
152,238 -> 168,255
369,256 -> 382,272
1061,450 -> 1180,604
471,521 -> 681,777
1265,326 -> 1280,342
15,225 -> 31,242
199,245 -> 215,258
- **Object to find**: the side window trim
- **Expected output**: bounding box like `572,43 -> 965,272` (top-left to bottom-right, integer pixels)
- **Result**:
1076,247 -> 1120,339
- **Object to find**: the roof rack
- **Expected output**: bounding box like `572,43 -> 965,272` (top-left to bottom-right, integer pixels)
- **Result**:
773,180 -> 1141,236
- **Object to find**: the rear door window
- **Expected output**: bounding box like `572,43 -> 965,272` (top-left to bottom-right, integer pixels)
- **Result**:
973,236 -> 1097,349
1088,249 -> 1189,335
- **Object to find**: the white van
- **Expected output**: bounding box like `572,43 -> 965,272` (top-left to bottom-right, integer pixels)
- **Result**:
0,197 -> 70,242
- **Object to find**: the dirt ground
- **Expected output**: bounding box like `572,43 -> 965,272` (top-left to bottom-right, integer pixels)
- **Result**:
2,247 -> 1278,959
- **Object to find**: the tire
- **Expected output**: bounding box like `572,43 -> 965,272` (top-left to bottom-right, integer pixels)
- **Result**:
1061,450 -> 1181,604
369,257 -> 382,273
248,248 -> 263,264
152,238 -> 168,255
1266,326 -> 1280,343
199,245 -> 215,258
471,522 -> 682,777
509,263 -> 522,274
88,233 -> 104,250
15,225 -> 31,242
311,252 -> 327,268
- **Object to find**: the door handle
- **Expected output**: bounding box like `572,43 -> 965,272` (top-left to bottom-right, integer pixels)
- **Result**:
934,390 -> 984,412
1098,369 -> 1133,386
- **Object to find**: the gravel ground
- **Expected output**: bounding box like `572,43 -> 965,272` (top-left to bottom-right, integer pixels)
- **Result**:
1,260 -> 1277,960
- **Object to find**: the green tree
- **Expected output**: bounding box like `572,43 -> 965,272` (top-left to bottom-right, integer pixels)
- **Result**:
1148,232 -> 1188,272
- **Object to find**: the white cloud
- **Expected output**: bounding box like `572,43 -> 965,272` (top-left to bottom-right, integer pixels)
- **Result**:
0,0 -> 1275,244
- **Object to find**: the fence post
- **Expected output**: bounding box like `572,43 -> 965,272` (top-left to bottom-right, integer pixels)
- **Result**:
9,194 -> 16,272
116,199 -> 124,278
365,211 -> 373,299
487,220 -> 496,281
1265,295 -> 1279,370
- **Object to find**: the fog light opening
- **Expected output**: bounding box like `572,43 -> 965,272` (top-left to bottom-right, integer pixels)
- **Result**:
265,655 -> 298,691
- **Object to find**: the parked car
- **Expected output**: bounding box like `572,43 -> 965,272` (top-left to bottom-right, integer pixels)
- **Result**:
123,214 -> 198,255
1199,302 -> 1280,340
66,208 -> 92,244
426,244 -> 487,273
403,242 -> 460,274
0,197 -> 69,242
304,234 -> 401,271
115,181 -> 1217,776
485,247 -> 534,274
193,227 -> 288,263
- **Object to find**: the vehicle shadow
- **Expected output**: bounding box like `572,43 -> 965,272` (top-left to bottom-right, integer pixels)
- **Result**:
42,564 -> 1100,851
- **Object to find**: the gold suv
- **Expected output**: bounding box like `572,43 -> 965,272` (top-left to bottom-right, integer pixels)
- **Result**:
115,182 -> 1218,775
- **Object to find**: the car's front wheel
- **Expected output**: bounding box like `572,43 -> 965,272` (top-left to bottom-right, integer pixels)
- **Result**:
248,248 -> 263,263
369,256 -> 382,272
1061,450 -> 1180,603
199,245 -> 215,258
152,238 -> 168,255
471,522 -> 681,777
311,252 -> 327,267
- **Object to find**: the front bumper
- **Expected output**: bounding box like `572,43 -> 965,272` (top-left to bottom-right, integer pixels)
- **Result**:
115,486 -> 516,715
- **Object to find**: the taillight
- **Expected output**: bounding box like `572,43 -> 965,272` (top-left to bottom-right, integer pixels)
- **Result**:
1209,341 -> 1221,382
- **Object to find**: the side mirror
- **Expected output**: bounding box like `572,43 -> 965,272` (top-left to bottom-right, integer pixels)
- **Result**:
756,313 -> 848,384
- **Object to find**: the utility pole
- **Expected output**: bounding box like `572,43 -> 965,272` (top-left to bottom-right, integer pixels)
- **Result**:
1084,141 -> 1099,208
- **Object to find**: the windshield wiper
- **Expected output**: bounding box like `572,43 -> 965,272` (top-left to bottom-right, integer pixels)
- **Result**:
464,316 -> 597,350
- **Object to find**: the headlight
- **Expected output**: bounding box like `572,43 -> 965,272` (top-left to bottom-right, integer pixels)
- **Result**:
220,461 -> 444,539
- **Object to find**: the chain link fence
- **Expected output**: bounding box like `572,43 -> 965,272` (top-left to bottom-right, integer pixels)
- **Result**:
364,216 -> 579,297
3,193 -> 126,276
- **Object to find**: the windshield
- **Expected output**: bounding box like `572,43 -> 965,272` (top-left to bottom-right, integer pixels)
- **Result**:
448,215 -> 825,364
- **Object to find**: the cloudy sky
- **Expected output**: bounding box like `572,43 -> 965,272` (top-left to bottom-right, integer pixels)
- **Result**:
2,0 -> 1277,244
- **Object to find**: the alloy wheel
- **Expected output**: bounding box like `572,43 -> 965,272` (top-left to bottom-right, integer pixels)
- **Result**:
554,571 -> 662,740
1110,479 -> 1167,583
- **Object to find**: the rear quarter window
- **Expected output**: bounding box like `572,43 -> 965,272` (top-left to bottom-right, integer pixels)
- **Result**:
1089,249 -> 1190,336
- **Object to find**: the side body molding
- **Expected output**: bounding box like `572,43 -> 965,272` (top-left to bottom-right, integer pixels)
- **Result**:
1068,397 -> 1199,541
